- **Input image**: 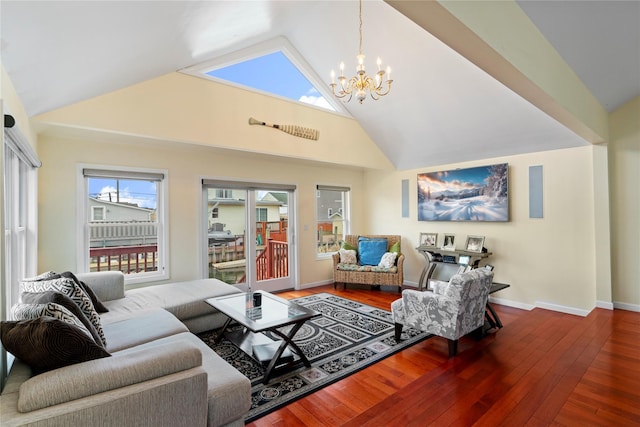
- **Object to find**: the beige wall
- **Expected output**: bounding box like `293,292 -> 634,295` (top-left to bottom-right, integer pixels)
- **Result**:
363,146 -> 600,314
36,135 -> 365,286
1,67 -> 37,147
609,96 -> 640,308
13,70 -> 640,315
34,72 -> 394,171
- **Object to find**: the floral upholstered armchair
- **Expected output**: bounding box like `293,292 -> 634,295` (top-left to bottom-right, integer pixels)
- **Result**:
391,268 -> 494,356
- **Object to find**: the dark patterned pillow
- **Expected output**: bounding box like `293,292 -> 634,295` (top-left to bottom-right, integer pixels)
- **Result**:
59,271 -> 109,313
10,303 -> 94,340
20,292 -> 104,347
0,317 -> 110,375
20,277 -> 106,346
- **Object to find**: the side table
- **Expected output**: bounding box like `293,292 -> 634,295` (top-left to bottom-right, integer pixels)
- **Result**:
486,282 -> 510,329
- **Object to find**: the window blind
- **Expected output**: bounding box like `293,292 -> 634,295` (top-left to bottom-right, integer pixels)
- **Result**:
83,169 -> 164,181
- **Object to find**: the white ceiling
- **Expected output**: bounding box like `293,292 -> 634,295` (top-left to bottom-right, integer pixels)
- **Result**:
1,1 -> 638,170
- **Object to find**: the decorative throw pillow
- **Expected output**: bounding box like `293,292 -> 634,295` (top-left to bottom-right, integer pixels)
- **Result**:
20,277 -> 106,346
20,291 -> 104,347
378,252 -> 398,269
1,317 -> 111,375
339,249 -> 357,264
22,271 -> 58,282
340,241 -> 358,253
358,237 -> 388,266
389,241 -> 401,255
59,271 -> 109,313
10,303 -> 94,341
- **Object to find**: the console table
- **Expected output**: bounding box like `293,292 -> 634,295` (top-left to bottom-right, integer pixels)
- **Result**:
415,246 -> 492,291
487,282 -> 510,329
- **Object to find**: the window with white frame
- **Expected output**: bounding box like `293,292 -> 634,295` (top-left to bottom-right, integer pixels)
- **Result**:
316,185 -> 349,255
3,126 -> 39,320
256,207 -> 268,222
91,206 -> 105,221
215,189 -> 233,199
80,167 -> 168,284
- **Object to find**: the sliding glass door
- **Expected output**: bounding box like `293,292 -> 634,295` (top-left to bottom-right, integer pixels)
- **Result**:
203,181 -> 295,293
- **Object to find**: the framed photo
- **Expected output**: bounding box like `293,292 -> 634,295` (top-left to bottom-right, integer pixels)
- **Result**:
442,233 -> 456,250
465,235 -> 485,253
419,232 -> 438,248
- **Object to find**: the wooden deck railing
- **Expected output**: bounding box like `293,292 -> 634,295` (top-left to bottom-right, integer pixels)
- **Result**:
256,240 -> 289,281
90,245 -> 157,273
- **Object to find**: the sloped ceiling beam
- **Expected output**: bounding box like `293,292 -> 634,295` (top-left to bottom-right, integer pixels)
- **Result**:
386,0 -> 609,144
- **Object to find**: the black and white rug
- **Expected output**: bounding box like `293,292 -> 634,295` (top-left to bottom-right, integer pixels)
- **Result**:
198,292 -> 431,423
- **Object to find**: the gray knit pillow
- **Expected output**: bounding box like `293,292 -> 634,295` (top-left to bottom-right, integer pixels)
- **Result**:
20,277 -> 106,346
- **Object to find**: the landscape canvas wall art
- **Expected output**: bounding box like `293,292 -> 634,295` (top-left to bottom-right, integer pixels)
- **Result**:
418,163 -> 509,222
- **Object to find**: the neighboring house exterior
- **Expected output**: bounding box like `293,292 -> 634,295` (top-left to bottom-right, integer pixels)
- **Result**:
206,189 -> 284,240
316,190 -> 344,247
89,197 -> 154,222
260,192 -> 288,220
88,197 -> 156,248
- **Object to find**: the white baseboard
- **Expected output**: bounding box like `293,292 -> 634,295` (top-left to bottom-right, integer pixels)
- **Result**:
596,300 -> 614,310
297,281 -> 638,315
298,279 -> 333,290
535,301 -> 591,317
489,296 -> 534,311
613,301 -> 640,312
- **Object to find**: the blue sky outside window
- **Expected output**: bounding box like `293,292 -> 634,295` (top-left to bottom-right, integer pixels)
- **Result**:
206,51 -> 333,111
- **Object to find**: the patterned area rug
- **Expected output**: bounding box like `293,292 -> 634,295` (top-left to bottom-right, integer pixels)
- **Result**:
198,293 -> 431,423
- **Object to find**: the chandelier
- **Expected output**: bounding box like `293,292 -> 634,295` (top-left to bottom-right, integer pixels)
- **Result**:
329,0 -> 392,104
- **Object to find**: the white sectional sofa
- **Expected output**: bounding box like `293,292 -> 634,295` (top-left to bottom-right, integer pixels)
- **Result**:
0,271 -> 251,427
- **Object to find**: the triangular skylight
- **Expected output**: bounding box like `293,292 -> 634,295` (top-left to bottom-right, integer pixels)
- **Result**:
181,37 -> 347,114
207,51 -> 333,111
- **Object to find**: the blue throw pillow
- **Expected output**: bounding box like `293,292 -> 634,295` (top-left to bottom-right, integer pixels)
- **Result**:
358,237 -> 388,266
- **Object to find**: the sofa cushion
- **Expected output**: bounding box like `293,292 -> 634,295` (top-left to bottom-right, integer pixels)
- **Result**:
10,303 -> 94,340
358,237 -> 388,266
390,241 -> 401,255
341,241 -> 358,252
378,252 -> 398,268
338,249 -> 357,264
0,317 -> 110,375
103,308 -> 189,352
77,271 -> 126,302
20,276 -> 106,346
17,340 -> 202,412
22,271 -> 58,282
60,271 -> 109,313
20,292 -> 104,347
336,263 -> 398,273
126,332 -> 251,427
100,279 -> 241,325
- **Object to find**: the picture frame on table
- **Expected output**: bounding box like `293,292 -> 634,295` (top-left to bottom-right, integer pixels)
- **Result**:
419,232 -> 438,248
465,235 -> 485,253
442,233 -> 456,250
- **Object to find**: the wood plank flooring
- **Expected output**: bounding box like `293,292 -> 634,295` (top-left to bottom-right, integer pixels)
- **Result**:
247,285 -> 640,427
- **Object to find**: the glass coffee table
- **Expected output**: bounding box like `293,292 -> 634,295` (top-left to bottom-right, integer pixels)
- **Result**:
205,290 -> 320,384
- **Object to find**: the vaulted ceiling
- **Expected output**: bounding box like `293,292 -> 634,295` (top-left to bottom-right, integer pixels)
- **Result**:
1,1 -> 638,170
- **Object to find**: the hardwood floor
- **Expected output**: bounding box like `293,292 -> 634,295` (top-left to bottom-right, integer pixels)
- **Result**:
247,285 -> 640,426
